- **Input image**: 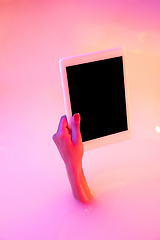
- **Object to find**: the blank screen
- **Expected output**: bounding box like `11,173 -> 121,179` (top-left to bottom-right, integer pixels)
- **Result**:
66,56 -> 128,142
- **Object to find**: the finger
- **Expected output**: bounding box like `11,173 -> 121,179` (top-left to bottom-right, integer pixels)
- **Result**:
57,115 -> 69,135
71,113 -> 82,144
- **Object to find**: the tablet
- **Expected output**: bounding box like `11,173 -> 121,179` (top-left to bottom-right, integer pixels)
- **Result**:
59,47 -> 131,151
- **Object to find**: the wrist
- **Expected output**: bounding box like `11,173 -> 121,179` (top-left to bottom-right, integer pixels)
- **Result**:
65,159 -> 82,182
65,156 -> 82,174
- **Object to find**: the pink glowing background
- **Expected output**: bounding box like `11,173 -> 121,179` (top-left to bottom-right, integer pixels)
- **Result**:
0,0 -> 160,239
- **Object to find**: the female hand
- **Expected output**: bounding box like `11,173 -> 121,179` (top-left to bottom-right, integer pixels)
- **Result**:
53,113 -> 93,202
53,113 -> 84,170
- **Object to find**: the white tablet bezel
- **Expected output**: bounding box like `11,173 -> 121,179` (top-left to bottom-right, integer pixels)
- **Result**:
59,47 -> 131,151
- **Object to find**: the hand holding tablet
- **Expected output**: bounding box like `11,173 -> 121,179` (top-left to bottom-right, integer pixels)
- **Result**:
53,48 -> 131,202
59,47 -> 131,151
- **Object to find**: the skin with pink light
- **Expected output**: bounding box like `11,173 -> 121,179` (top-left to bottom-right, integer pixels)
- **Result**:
53,113 -> 93,203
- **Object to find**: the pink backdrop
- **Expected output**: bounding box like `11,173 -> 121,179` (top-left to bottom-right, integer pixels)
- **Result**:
0,0 -> 160,239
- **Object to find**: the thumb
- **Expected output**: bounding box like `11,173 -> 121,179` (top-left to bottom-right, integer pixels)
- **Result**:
71,113 -> 81,144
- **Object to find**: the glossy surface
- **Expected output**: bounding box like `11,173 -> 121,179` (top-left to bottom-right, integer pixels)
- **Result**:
0,0 -> 160,240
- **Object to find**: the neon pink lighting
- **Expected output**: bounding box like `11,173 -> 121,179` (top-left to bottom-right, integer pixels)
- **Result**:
0,0 -> 160,240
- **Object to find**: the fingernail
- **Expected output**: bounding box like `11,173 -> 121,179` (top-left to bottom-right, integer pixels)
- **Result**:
74,113 -> 80,121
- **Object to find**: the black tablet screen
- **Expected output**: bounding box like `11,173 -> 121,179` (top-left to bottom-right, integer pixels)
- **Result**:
66,56 -> 128,142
